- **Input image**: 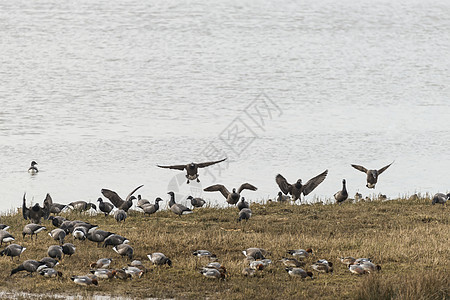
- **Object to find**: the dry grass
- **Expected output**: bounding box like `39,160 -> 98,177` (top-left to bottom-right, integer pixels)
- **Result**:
0,195 -> 449,299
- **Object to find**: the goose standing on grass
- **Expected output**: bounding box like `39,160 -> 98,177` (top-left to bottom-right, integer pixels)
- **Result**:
187,196 -> 206,208
157,158 -> 227,184
0,244 -> 26,260
203,183 -> 257,205
285,267 -> 314,279
68,201 -> 97,212
351,162 -> 393,189
40,257 -> 59,268
103,234 -> 129,248
113,244 -> 134,260
114,210 -> 127,223
10,260 -> 47,277
22,224 -> 46,240
50,203 -> 66,214
137,195 -> 151,208
147,252 -> 172,266
276,170 -> 328,202
97,198 -> 114,216
28,161 -> 38,174
22,193 -> 52,224
71,275 -> 98,286
238,208 -> 252,222
48,245 -> 63,260
49,216 -> 66,227
87,229 -> 113,247
101,185 -> 143,212
72,226 -> 87,241
432,193 -> 449,205
49,228 -> 66,245
276,191 -> 290,202
0,224 -> 10,230
237,197 -> 249,211
167,191 -> 193,216
141,198 -> 163,216
334,179 -> 348,204
0,230 -> 15,245
62,243 -> 76,257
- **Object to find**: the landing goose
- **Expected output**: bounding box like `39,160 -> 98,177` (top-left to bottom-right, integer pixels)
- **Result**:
276,170 -> 328,201
157,158 -> 227,184
351,162 -> 393,189
204,183 -> 257,205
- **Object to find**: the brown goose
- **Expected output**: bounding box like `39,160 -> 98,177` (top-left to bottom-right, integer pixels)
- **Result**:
157,158 -> 227,184
203,183 -> 257,205
97,198 -> 114,216
334,179 -> 348,204
22,193 -> 52,224
351,162 -> 393,189
68,201 -> 97,212
10,260 -> 47,276
22,224 -> 46,240
140,198 -> 163,216
0,230 -> 15,245
168,192 -> 193,216
0,244 -> 26,260
101,185 -> 143,212
276,170 -> 328,202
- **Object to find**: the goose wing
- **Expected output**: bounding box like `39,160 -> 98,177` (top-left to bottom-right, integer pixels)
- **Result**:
22,193 -> 30,220
238,183 -> 258,194
275,174 -> 292,195
302,170 -> 328,196
125,185 -> 144,201
377,162 -> 393,175
101,189 -> 125,209
203,184 -> 230,199
196,158 -> 227,168
42,194 -> 52,220
157,164 -> 186,170
351,164 -> 368,173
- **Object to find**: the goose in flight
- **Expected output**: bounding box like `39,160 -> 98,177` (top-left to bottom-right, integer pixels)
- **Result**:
203,183 -> 257,205
22,193 -> 52,224
276,170 -> 328,201
101,185 -> 143,212
157,158 -> 227,184
351,162 -> 393,189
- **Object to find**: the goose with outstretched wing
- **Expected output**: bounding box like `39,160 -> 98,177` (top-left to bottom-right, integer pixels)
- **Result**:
101,185 -> 143,212
157,158 -> 227,184
203,183 -> 257,205
351,162 -> 393,189
276,170 -> 328,201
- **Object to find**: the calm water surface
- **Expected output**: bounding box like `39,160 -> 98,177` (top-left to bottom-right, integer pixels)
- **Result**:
0,0 -> 449,212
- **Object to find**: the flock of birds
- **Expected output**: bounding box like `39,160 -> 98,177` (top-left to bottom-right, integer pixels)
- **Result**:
0,159 -> 446,289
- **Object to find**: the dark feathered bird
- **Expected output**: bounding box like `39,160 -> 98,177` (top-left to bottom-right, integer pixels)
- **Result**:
101,185 -> 143,212
62,243 -> 76,257
157,158 -> 227,184
203,183 -> 257,205
22,224 -> 46,240
103,234 -> 129,248
10,260 -> 47,276
432,193 -> 449,205
238,208 -> 252,222
97,197 -> 114,216
50,203 -> 66,214
28,161 -> 38,174
0,244 -> 26,261
237,197 -> 249,211
187,196 -> 206,208
141,198 -> 163,216
68,201 -> 97,212
351,162 -> 393,189
48,216 -> 66,227
167,192 -> 193,216
0,230 -> 15,245
334,179 -> 348,204
22,193 -> 52,224
276,170 -> 328,202
113,244 -> 134,260
87,229 -> 113,247
114,209 -> 127,223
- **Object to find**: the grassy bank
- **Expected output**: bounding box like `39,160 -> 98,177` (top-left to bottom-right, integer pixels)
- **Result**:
0,195 -> 449,299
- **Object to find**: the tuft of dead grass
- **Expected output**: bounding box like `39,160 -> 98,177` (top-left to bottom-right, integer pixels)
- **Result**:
0,195 -> 448,299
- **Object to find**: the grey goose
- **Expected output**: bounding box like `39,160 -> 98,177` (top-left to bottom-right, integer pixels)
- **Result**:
97,197 -> 114,216
334,179 -> 348,204
68,201 -> 97,212
276,170 -> 328,202
136,195 -> 150,208
10,260 -> 47,276
22,193 -> 52,224
48,228 -> 66,245
147,252 -> 172,266
114,209 -> 127,223
351,162 -> 393,189
140,198 -> 163,216
62,243 -> 76,257
101,185 -> 143,212
168,192 -> 193,216
113,244 -> 133,260
187,195 -> 206,208
432,193 -> 449,205
47,245 -> 63,260
238,208 -> 252,222
157,158 -> 227,184
103,234 -> 129,248
237,197 -> 249,211
22,224 -> 46,240
0,230 -> 15,245
203,183 -> 257,205
0,244 -> 26,260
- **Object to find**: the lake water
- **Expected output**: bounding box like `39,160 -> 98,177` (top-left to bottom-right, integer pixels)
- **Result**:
0,0 -> 449,212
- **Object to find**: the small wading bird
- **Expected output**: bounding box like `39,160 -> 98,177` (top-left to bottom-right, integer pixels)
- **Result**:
22,193 -> 52,224
351,162 -> 393,189
276,170 -> 328,202
157,158 -> 227,184
203,183 -> 257,205
28,161 -> 38,174
101,185 -> 144,212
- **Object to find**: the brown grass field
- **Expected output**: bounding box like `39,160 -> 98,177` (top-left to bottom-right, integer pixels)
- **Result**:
0,194 -> 448,299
